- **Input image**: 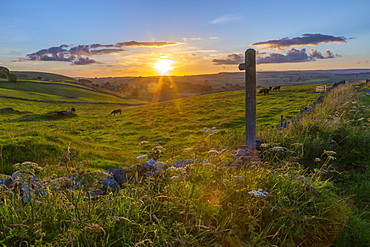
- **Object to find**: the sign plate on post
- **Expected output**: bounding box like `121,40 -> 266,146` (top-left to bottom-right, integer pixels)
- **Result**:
239,49 -> 256,150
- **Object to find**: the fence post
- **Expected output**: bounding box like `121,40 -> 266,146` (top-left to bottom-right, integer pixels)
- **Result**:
239,49 -> 256,150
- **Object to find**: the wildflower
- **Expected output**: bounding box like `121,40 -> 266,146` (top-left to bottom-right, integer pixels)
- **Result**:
248,189 -> 268,197
183,148 -> 193,152
208,149 -> 221,154
136,154 -> 148,159
202,127 -> 218,134
269,146 -> 288,152
358,118 -> 364,121
140,141 -> 149,144
328,156 -> 336,160
314,158 -> 321,162
152,145 -> 163,150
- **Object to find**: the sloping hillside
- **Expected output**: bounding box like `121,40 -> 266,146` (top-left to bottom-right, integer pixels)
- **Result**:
0,80 -> 148,105
11,71 -> 78,82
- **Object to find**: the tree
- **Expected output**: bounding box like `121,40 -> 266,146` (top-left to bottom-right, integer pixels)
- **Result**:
131,88 -> 139,97
0,66 -> 10,78
8,73 -> 18,82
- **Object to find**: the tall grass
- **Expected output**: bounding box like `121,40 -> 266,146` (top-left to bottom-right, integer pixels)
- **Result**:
260,83 -> 370,246
0,145 -> 350,246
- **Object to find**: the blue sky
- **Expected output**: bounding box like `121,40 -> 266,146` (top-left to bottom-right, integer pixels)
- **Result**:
1,0 -> 369,77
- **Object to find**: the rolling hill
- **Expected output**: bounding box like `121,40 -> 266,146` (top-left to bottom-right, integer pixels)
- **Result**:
11,71 -> 78,82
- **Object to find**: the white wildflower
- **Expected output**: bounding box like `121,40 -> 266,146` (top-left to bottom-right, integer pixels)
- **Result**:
152,146 -> 163,150
248,189 -> 268,197
358,118 -> 364,121
208,149 -> 221,154
269,146 -> 288,152
202,127 -> 218,134
136,154 -> 148,159
328,156 -> 336,160
183,148 -> 193,152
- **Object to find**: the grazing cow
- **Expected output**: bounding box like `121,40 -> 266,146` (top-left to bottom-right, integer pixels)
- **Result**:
71,107 -> 76,114
258,88 -> 270,96
269,86 -> 272,91
272,86 -> 281,91
110,109 -> 122,115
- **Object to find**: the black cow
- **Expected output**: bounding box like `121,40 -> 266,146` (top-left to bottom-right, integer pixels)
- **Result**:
258,88 -> 270,95
110,109 -> 122,115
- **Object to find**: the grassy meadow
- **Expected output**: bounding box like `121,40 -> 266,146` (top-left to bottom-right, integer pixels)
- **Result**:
0,78 -> 369,246
0,80 -> 320,172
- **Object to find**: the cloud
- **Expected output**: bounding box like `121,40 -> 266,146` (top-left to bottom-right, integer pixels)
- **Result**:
257,48 -> 341,64
73,57 -> 97,65
251,33 -> 348,49
91,48 -> 126,55
24,40 -> 181,65
212,53 -> 244,65
115,41 -> 180,47
208,14 -> 243,24
213,48 -> 341,65
27,44 -> 72,62
257,48 -> 311,64
356,60 -> 369,64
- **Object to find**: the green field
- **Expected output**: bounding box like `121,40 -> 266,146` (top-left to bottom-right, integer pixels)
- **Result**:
0,80 -> 321,170
0,79 -> 369,246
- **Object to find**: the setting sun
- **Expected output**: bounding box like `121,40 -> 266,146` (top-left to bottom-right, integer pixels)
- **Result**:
154,58 -> 174,75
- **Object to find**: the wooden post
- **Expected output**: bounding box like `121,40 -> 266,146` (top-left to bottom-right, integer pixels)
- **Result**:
240,49 -> 256,150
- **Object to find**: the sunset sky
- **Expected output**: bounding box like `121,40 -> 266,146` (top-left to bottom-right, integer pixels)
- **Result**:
1,0 -> 369,78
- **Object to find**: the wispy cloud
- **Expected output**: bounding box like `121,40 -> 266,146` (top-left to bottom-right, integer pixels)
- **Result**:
208,14 -> 243,24
251,33 -> 348,49
23,41 -> 182,65
356,60 -> 369,64
212,53 -> 244,65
